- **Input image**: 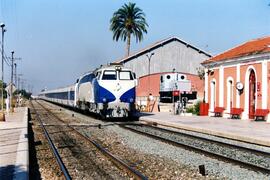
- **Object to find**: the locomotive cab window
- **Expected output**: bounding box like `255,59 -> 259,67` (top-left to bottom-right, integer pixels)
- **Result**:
88,74 -> 95,82
81,74 -> 95,83
79,75 -> 89,84
119,71 -> 133,80
95,72 -> 101,80
102,70 -> 117,80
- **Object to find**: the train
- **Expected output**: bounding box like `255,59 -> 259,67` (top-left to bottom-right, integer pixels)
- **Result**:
38,63 -> 137,118
159,72 -> 197,104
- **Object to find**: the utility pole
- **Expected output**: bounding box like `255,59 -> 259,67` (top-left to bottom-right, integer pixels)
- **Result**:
21,79 -> 26,90
28,84 -> 31,93
6,52 -> 21,113
17,74 -> 23,91
1,23 -> 6,121
17,76 -> 20,90
7,56 -> 21,87
10,51 -> 14,112
14,63 -> 17,88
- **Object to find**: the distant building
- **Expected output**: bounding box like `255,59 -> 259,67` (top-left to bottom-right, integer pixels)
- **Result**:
116,37 -> 211,78
116,37 -> 210,101
202,36 -> 270,122
114,37 -> 211,112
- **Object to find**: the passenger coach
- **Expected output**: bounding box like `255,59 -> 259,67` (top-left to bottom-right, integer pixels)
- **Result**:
39,85 -> 75,107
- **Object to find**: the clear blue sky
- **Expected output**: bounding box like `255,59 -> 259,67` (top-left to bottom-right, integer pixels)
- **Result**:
1,0 -> 269,94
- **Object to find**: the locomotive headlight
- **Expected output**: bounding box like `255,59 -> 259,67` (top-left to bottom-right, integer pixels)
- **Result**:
115,66 -> 122,71
102,98 -> 107,103
129,98 -> 134,103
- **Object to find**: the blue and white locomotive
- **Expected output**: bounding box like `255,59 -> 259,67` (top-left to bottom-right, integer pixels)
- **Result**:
39,63 -> 137,118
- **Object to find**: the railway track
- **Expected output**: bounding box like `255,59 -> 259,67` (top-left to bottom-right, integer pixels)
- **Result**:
30,100 -> 71,179
30,100 -> 148,180
120,123 -> 270,174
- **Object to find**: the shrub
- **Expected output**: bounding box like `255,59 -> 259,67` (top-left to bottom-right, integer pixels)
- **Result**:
186,106 -> 194,113
193,101 -> 201,115
185,101 -> 201,115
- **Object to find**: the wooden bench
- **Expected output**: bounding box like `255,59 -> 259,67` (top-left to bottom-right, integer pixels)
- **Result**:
212,107 -> 225,117
253,109 -> 269,121
229,108 -> 243,119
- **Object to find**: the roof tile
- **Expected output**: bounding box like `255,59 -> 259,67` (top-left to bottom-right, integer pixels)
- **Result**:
202,36 -> 270,64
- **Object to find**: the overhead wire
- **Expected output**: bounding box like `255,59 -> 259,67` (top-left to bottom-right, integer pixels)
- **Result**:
0,41 -> 12,66
0,47 -> 11,66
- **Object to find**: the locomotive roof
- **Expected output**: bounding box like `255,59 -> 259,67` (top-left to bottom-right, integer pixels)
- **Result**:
77,64 -> 132,79
93,64 -> 131,72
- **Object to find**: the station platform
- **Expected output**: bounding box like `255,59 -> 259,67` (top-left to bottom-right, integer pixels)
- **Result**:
0,107 -> 29,180
139,112 -> 270,147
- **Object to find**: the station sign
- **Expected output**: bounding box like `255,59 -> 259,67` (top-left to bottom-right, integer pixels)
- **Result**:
5,83 -> 16,94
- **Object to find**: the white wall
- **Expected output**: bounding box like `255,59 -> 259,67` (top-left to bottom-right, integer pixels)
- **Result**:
123,40 -> 210,78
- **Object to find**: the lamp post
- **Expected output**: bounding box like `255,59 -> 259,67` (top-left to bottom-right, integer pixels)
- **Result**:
146,52 -> 155,95
1,23 -> 5,121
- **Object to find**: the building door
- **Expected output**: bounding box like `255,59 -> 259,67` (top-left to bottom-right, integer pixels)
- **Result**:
227,80 -> 233,112
249,70 -> 256,119
210,81 -> 216,111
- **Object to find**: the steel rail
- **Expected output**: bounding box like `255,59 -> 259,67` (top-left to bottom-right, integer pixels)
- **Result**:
35,100 -> 148,180
143,123 -> 270,156
120,124 -> 270,174
144,121 -> 270,148
30,100 -> 71,180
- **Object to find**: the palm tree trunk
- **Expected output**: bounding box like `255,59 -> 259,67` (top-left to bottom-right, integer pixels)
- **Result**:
126,32 -> 131,57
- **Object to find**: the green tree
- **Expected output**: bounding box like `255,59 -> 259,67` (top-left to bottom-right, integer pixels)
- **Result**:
0,80 -> 7,98
110,2 -> 148,57
14,89 -> 32,99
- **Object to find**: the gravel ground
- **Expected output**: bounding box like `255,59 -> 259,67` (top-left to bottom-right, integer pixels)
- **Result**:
39,100 -> 270,179
29,108 -> 64,179
78,126 -> 213,179
124,125 -> 270,169
30,101 -> 129,180
110,125 -> 270,179
41,101 -> 214,179
50,127 -> 128,180
155,124 -> 270,154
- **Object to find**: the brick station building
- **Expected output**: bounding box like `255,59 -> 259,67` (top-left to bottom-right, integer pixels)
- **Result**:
202,36 -> 270,122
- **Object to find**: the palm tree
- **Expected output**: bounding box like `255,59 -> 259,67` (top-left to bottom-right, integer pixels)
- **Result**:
110,2 -> 148,57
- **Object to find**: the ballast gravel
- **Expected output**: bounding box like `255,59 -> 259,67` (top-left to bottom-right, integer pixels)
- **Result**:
109,125 -> 270,179
40,101 -> 270,179
79,125 -> 215,179
156,124 -> 270,154
125,125 -> 270,169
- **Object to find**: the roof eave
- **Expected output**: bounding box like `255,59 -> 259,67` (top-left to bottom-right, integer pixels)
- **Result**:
118,37 -> 212,64
202,52 -> 270,68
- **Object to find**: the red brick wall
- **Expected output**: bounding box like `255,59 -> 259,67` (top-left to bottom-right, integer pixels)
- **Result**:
136,72 -> 204,99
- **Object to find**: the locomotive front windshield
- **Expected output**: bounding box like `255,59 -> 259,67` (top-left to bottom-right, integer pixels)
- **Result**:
102,70 -> 117,80
119,71 -> 134,80
102,70 -> 134,80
